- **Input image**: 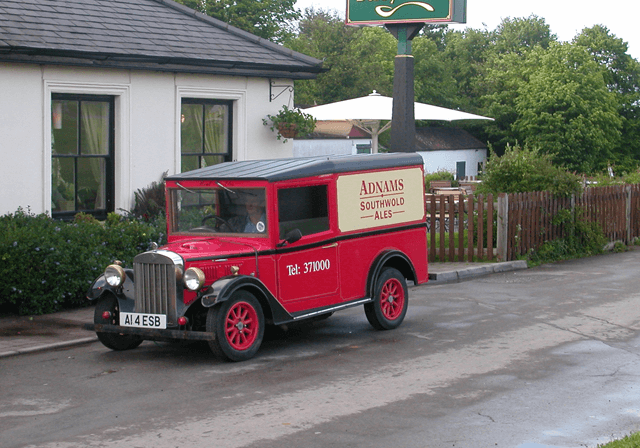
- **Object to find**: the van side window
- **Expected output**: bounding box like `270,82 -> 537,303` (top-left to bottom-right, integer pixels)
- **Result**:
278,185 -> 329,238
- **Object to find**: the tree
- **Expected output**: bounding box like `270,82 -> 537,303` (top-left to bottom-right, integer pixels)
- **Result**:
573,25 -> 640,173
513,43 -> 623,173
174,0 -> 300,42
468,16 -> 557,153
285,9 -> 395,106
442,27 -> 493,110
412,34 -> 459,110
492,15 -> 556,55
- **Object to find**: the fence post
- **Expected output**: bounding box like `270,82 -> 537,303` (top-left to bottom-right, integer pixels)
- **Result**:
497,193 -> 508,261
626,184 -> 632,243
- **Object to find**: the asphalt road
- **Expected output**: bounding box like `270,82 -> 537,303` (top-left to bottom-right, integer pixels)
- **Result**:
1,251 -> 640,448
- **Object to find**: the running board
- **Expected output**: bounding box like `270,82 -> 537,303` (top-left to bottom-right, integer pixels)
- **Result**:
290,297 -> 372,322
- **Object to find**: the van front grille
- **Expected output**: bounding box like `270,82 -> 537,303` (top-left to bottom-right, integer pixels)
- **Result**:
133,252 -> 182,326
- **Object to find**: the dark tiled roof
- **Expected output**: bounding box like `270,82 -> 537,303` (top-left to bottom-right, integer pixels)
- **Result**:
415,127 -> 487,151
0,0 -> 324,78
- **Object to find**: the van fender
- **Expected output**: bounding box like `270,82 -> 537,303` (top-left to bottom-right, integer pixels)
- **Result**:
200,275 -> 293,325
86,269 -> 136,314
366,250 -> 417,298
86,269 -> 135,303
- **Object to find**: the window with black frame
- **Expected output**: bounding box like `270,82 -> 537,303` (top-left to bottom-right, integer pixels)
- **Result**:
278,185 -> 330,238
181,99 -> 233,172
51,94 -> 114,219
170,187 -> 268,236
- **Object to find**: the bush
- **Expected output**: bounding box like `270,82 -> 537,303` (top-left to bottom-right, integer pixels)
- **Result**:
589,167 -> 640,186
424,169 -> 457,190
0,208 -> 166,316
527,208 -> 607,265
477,143 -> 582,197
126,172 -> 167,222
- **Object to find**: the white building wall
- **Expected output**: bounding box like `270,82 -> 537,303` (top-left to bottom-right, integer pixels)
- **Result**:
418,149 -> 487,177
293,138 -> 372,157
0,62 -> 293,216
0,63 -> 43,215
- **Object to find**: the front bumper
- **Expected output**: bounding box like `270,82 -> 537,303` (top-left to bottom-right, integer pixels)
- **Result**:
85,323 -> 215,342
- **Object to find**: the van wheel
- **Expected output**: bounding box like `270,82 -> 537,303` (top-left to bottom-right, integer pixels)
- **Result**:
94,296 -> 143,351
206,290 -> 264,362
365,267 -> 408,330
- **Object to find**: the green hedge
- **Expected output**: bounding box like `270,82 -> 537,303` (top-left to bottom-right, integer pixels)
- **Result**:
0,208 -> 166,316
424,169 -> 457,190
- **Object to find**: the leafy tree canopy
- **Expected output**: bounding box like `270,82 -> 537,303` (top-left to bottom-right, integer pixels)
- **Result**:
573,25 -> 640,173
174,0 -> 300,42
492,15 -> 557,55
284,8 -> 395,106
513,43 -> 623,173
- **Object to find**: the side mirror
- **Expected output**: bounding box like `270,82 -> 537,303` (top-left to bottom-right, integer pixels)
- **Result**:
277,229 -> 302,247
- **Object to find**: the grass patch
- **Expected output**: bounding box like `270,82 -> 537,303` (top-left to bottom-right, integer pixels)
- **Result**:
428,230 -> 494,263
598,432 -> 640,447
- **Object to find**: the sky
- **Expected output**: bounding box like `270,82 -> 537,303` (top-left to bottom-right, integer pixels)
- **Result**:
293,0 -> 640,60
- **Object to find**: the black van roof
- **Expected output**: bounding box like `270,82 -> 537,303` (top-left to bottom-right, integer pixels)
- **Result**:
166,153 -> 424,182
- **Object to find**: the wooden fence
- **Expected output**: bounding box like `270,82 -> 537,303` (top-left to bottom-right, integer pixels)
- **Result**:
500,185 -> 640,261
426,185 -> 640,262
426,193 -> 496,262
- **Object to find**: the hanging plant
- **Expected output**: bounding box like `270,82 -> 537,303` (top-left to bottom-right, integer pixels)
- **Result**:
263,105 -> 317,142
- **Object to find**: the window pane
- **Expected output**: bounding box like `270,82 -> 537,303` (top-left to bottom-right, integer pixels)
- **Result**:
180,99 -> 232,173
201,155 -> 226,168
52,100 -> 78,156
278,186 -> 329,237
77,158 -> 106,210
51,95 -> 113,217
51,158 -> 75,212
181,155 -> 200,172
204,104 -> 228,154
181,104 -> 203,154
80,102 -> 110,155
170,188 -> 267,236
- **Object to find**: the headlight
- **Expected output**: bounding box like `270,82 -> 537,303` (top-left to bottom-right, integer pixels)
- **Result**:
105,264 -> 126,287
184,267 -> 205,291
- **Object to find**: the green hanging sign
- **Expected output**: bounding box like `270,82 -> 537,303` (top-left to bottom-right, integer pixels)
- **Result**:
346,0 -> 466,25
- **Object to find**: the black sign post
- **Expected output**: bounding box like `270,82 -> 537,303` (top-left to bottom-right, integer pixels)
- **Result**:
386,24 -> 423,153
346,0 -> 466,152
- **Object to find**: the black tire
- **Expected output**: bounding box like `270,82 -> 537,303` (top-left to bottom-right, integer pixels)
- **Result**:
94,295 -> 143,351
206,290 -> 264,362
364,267 -> 408,330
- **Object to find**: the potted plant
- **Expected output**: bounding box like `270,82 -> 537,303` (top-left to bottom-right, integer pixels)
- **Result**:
263,105 -> 317,142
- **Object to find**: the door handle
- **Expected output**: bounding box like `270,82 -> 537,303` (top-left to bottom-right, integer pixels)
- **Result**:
322,243 -> 338,248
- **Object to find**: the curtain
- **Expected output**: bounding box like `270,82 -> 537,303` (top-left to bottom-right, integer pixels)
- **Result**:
80,102 -> 109,209
204,104 -> 228,159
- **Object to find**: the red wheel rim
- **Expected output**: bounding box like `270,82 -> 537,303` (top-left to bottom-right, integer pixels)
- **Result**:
380,278 -> 404,320
224,301 -> 259,351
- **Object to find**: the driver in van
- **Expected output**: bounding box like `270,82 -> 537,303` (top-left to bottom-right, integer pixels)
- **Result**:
226,192 -> 266,233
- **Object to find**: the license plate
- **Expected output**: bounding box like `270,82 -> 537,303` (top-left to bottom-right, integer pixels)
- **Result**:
120,312 -> 166,329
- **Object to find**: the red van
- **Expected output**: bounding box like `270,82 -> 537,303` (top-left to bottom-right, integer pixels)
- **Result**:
86,153 -> 429,361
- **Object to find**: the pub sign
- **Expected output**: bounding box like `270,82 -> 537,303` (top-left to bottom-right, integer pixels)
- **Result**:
346,0 -> 467,25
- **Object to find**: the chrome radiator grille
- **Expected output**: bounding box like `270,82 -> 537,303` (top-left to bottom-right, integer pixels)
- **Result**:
133,251 -> 182,326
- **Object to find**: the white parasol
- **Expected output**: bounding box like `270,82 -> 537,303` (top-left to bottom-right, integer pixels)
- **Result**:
304,91 -> 493,153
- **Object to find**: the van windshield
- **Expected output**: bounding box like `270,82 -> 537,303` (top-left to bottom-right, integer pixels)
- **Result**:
169,187 -> 267,236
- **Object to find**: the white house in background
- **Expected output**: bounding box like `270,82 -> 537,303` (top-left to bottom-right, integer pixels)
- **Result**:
0,0 -> 323,219
293,121 -> 372,157
415,127 -> 487,179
